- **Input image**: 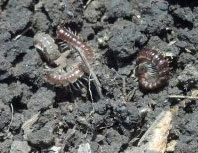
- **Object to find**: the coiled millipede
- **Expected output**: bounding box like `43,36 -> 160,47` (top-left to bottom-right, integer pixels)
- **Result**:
33,32 -> 61,64
136,49 -> 171,90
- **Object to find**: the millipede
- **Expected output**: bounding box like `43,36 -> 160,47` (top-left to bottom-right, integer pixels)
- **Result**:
33,32 -> 61,65
56,26 -> 94,64
136,48 -> 171,90
34,26 -> 94,86
45,64 -> 85,86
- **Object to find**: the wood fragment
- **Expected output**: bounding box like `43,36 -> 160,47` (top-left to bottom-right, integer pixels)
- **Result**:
167,40 -> 176,46
13,26 -> 31,40
122,77 -> 127,97
147,111 -> 172,153
127,111 -> 173,153
84,0 -> 93,9
88,74 -> 94,105
22,112 -> 40,130
126,88 -> 136,102
168,95 -> 198,100
6,103 -> 14,133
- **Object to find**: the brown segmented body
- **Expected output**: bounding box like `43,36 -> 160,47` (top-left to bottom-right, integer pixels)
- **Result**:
136,49 -> 170,90
56,26 -> 94,63
45,26 -> 94,86
45,65 -> 84,86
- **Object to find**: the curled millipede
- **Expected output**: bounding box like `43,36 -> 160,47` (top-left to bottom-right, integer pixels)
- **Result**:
44,26 -> 94,86
136,49 -> 170,90
33,32 -> 60,65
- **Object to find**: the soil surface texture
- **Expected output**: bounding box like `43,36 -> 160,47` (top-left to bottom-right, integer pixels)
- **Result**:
0,0 -> 198,153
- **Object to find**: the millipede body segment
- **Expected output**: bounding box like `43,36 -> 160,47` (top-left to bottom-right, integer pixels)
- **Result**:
33,32 -> 60,64
56,26 -> 94,64
136,49 -> 170,90
45,65 -> 85,86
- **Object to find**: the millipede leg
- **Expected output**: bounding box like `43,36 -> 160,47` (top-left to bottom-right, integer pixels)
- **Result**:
78,80 -> 87,89
81,76 -> 89,82
71,83 -> 79,91
74,81 -> 81,89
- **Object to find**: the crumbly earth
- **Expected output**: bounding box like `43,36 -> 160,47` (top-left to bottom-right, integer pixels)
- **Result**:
0,0 -> 198,152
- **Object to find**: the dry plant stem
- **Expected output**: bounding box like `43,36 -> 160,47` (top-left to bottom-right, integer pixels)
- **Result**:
122,77 -> 127,97
73,47 -> 103,98
6,103 -> 14,133
122,77 -> 136,102
13,26 -> 31,40
84,0 -> 93,9
88,73 -> 95,119
168,95 -> 198,100
126,88 -> 136,102
89,73 -> 94,104
22,112 -> 40,130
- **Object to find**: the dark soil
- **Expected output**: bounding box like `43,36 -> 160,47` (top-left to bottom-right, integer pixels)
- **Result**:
0,0 -> 198,153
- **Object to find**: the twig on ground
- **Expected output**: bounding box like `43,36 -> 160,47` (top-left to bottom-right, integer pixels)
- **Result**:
22,112 -> 40,130
122,77 -> 127,97
88,73 -> 95,116
122,77 -> 136,102
73,47 -> 103,99
6,103 -> 14,133
13,26 -> 31,40
168,95 -> 198,100
83,0 -> 93,9
88,73 -> 94,104
126,88 -> 137,102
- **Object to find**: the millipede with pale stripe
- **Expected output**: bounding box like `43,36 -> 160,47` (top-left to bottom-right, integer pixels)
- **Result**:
136,49 -> 171,90
56,26 -> 94,64
33,32 -> 61,65
41,26 -> 94,86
